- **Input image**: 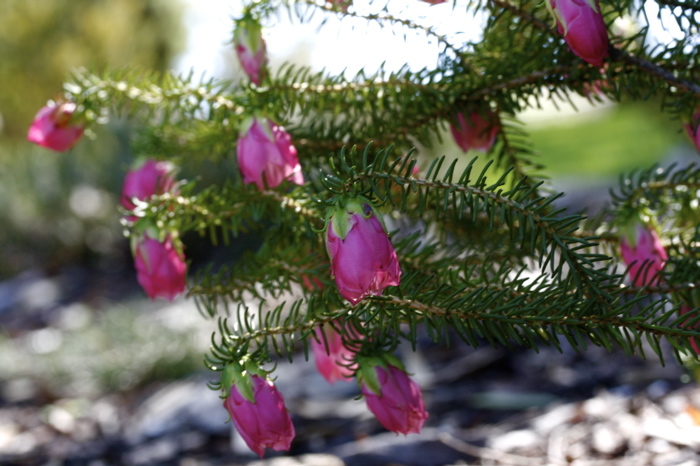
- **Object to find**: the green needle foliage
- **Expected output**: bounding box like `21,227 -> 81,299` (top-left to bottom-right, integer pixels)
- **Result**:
51,0 -> 700,396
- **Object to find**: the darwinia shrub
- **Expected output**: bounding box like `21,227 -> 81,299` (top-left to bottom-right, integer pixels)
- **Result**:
28,0 -> 700,457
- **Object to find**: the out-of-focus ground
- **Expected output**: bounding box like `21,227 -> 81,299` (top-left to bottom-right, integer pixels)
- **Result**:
1,1 -> 700,465
3,282 -> 700,465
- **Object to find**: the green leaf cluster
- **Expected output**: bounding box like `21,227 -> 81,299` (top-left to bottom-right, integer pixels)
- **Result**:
56,0 -> 700,382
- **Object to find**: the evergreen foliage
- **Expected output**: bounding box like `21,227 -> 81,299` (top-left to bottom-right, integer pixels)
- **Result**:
42,0 -> 700,439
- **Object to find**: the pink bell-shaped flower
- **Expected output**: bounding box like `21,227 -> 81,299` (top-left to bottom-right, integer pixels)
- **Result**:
311,320 -> 361,383
237,117 -> 304,191
222,366 -> 295,458
234,17 -> 268,85
358,357 -> 428,435
546,0 -> 609,66
684,111 -> 700,153
449,109 -> 500,153
27,101 -> 84,151
325,199 -> 401,305
133,232 -> 187,301
121,159 -> 177,211
619,220 -> 667,287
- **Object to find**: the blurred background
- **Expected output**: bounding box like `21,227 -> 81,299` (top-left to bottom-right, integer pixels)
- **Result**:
0,1 -> 698,464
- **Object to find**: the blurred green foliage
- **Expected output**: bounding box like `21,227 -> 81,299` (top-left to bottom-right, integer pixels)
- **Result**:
529,102 -> 690,177
0,129 -> 132,276
0,0 -> 184,139
0,0 -> 184,278
419,100 -> 687,192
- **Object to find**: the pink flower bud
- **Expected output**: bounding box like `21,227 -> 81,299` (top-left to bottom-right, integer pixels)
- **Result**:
223,374 -> 295,457
311,321 -> 360,384
421,0 -> 446,4
325,200 -> 401,305
133,233 -> 187,301
121,159 -> 177,211
237,118 -> 304,191
684,111 -> 700,153
619,223 -> 667,287
27,102 -> 84,151
360,364 -> 428,435
680,305 -> 700,355
234,18 -> 268,85
449,110 -> 499,153
547,0 -> 609,66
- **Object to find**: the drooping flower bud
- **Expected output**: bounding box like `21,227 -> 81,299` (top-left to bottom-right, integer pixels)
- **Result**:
121,158 -> 177,211
358,356 -> 428,435
684,111 -> 700,153
449,109 -> 499,153
233,17 -> 268,85
325,199 -> 401,305
222,364 -> 295,457
133,232 -> 187,301
619,219 -> 667,287
311,320 -> 361,384
27,102 -> 84,151
546,0 -> 609,66
421,0 -> 446,4
237,117 -> 304,191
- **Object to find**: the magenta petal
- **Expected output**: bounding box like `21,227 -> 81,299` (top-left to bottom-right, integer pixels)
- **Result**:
326,206 -> 401,305
121,159 -> 177,210
620,224 -> 667,287
237,118 -> 304,190
224,375 -> 295,457
311,322 -> 359,383
27,103 -> 84,152
550,0 -> 608,66
234,20 -> 268,85
361,365 -> 428,435
685,111 -> 700,152
134,234 -> 187,300
449,110 -> 499,153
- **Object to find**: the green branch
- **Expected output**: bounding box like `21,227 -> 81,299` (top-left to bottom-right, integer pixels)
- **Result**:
487,0 -> 700,97
344,168 -> 610,300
